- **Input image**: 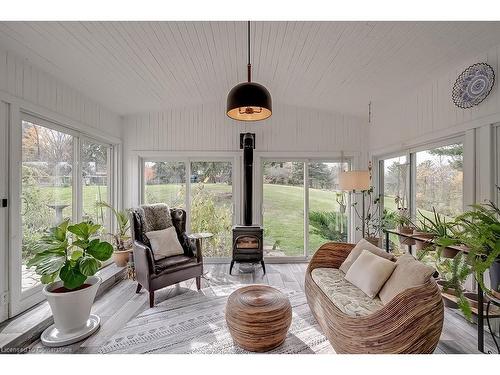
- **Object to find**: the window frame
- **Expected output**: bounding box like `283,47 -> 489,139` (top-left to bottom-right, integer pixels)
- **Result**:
9,112 -> 117,316
375,135 -> 466,242
260,157 -> 352,260
140,155 -> 238,260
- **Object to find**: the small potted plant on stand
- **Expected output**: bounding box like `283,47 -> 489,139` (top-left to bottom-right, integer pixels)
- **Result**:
394,207 -> 415,246
27,219 -> 113,347
412,208 -> 452,253
96,201 -> 131,267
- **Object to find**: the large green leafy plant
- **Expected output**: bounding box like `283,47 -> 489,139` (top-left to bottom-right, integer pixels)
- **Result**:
434,187 -> 500,320
27,220 -> 113,289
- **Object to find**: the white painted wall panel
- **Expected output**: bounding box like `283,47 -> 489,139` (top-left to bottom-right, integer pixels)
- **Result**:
122,101 -> 368,208
0,46 -> 121,138
123,101 -> 367,153
370,43 -> 500,155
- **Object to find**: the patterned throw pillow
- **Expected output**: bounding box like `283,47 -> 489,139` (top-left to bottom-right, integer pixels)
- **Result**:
140,203 -> 173,233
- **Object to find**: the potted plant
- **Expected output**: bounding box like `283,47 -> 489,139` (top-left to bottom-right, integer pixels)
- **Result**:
96,201 -> 131,267
353,187 -> 390,246
445,192 -> 500,313
394,207 -> 415,245
413,208 -> 452,253
27,219 -> 113,345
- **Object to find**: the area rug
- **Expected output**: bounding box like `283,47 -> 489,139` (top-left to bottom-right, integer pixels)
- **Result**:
98,284 -> 334,354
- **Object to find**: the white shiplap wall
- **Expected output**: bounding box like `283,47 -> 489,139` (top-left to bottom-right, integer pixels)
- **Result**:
369,42 -> 500,155
0,47 -> 121,138
123,100 -> 367,152
122,100 -> 368,208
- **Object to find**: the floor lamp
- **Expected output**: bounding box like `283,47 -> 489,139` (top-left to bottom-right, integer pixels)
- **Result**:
339,170 -> 371,238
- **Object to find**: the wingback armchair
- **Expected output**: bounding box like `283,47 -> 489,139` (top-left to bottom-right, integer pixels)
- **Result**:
130,204 -> 203,307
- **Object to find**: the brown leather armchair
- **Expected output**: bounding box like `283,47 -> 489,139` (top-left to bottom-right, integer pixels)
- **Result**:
130,205 -> 203,307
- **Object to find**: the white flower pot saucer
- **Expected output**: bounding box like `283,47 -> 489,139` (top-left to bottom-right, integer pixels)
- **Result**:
41,314 -> 100,347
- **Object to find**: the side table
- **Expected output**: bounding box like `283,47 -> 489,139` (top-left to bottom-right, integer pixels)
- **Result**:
188,232 -> 213,280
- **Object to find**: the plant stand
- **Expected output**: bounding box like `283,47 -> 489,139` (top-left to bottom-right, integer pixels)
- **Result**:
41,314 -> 100,347
384,228 -> 499,353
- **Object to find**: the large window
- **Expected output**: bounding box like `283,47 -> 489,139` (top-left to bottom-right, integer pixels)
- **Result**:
144,161 -> 186,208
21,121 -> 74,291
262,161 -> 305,256
378,141 -> 464,253
262,160 -> 349,258
415,143 -> 463,220
380,155 -> 409,252
496,126 -> 500,205
15,115 -> 115,312
308,162 -> 348,253
190,162 -> 233,257
142,159 -> 234,258
82,140 -> 111,227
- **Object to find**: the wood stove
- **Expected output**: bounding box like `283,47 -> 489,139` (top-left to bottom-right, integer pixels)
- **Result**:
230,133 -> 265,274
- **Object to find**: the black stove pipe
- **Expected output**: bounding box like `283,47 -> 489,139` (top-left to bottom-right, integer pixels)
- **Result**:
242,133 -> 254,226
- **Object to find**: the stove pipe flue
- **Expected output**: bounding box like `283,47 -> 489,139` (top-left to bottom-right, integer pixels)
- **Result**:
241,133 -> 255,226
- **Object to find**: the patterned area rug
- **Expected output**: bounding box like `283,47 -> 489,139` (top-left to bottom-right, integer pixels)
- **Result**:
98,285 -> 334,354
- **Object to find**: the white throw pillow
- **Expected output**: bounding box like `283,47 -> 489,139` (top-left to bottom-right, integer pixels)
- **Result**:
339,238 -> 394,274
344,250 -> 396,299
146,227 -> 184,259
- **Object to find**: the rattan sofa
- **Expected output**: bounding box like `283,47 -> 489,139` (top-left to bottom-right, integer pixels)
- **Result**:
305,242 -> 444,354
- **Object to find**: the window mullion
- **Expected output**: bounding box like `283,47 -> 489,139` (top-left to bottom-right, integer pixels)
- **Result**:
304,161 -> 309,258
74,136 -> 81,223
186,159 -> 192,233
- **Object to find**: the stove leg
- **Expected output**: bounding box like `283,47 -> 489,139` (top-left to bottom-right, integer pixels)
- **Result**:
229,260 -> 235,275
261,260 -> 266,274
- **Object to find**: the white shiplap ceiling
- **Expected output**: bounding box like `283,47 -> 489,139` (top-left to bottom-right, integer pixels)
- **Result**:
1,21 -> 500,117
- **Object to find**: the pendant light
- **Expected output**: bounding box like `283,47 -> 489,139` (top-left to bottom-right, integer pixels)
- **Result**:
226,21 -> 272,121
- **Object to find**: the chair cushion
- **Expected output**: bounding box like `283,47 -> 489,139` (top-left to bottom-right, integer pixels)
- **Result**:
344,250 -> 396,298
154,255 -> 193,274
146,226 -> 184,260
339,238 -> 394,274
311,268 -> 384,317
379,254 -> 436,304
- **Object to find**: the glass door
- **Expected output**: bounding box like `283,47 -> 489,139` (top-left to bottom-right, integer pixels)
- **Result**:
380,154 -> 410,252
308,162 -> 349,254
10,113 -> 116,316
262,161 -> 305,257
9,117 -> 76,314
81,139 -> 112,230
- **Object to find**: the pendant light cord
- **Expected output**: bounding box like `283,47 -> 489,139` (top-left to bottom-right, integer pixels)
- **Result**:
247,21 -> 251,82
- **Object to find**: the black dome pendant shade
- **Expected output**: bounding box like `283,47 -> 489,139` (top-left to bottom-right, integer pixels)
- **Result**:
226,22 -> 272,121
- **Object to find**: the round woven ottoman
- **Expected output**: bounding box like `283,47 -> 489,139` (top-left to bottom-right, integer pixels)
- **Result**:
225,285 -> 292,352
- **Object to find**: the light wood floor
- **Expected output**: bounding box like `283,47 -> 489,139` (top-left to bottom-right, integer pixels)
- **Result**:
28,263 -> 498,354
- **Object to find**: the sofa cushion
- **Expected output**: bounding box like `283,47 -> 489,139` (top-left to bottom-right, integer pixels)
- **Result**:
311,268 -> 384,317
344,250 -> 396,298
379,254 -> 436,304
339,238 -> 394,273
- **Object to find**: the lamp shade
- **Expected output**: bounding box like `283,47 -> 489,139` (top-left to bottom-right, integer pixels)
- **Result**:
339,170 -> 371,191
226,82 -> 272,121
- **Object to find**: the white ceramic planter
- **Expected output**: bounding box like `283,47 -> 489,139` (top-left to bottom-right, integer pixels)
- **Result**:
42,276 -> 101,345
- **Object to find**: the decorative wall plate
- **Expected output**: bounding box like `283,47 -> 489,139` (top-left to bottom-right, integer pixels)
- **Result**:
452,63 -> 495,109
